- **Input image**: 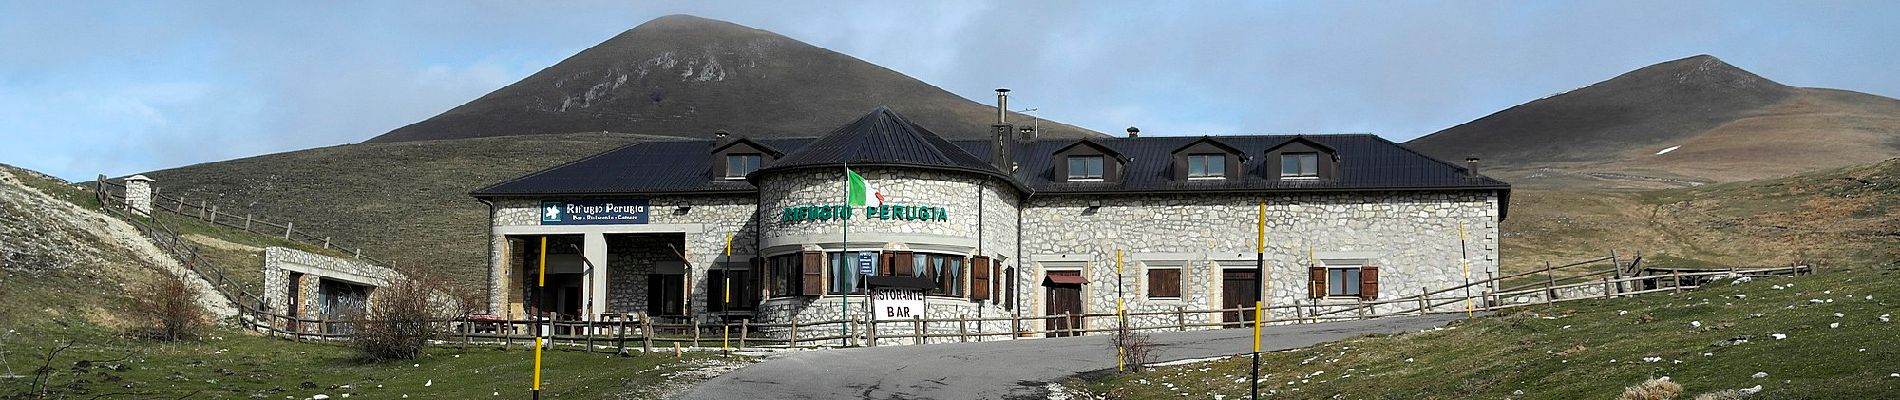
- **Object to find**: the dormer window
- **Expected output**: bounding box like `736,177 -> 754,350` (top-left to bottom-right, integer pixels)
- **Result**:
725,154 -> 761,179
1281,152 -> 1319,179
1169,137 -> 1242,181
1186,154 -> 1225,180
1067,155 -> 1105,181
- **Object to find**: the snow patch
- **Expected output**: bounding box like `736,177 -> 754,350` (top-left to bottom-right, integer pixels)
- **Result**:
1655,146 -> 1681,155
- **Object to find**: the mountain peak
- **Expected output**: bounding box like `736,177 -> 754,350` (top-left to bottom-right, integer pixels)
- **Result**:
1621,54 -> 1784,91
369,15 -> 1100,143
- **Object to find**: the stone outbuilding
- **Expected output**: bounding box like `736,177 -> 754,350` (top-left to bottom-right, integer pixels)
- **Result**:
470,105 -> 1508,339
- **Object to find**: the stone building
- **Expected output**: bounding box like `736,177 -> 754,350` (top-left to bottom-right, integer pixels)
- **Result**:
471,103 -> 1508,341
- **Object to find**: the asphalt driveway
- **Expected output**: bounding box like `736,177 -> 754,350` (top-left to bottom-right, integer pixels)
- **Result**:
674,314 -> 1464,400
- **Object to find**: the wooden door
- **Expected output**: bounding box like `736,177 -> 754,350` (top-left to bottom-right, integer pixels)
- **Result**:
1044,271 -> 1084,337
1222,270 -> 1260,327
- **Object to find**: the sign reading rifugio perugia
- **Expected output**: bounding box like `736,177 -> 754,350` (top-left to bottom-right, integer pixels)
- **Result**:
541,200 -> 649,225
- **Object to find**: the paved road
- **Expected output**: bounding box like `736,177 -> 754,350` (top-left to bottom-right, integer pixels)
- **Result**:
674,314 -> 1464,400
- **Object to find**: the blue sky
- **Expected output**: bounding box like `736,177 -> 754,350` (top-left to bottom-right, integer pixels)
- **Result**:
3,1 -> 1897,181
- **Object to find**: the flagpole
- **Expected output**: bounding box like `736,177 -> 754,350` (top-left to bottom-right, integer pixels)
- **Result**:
841,162 -> 850,345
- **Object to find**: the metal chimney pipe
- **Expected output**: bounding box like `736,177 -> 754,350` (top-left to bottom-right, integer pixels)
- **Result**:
1465,157 -> 1481,177
1126,127 -> 1140,138
995,88 -> 1010,124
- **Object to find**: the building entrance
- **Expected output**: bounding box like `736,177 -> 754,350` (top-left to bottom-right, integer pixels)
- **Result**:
1044,271 -> 1086,337
1222,269 -> 1261,327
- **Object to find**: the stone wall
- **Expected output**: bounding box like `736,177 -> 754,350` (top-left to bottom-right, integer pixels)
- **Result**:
1020,190 -> 1502,325
261,246 -> 401,328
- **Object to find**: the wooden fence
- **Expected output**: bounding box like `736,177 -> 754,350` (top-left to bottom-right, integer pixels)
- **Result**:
96,177 -> 386,265
231,262 -> 1810,353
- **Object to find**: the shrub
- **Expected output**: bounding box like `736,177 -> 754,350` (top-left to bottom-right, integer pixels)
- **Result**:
1109,321 -> 1159,372
351,276 -> 450,361
1618,377 -> 1684,400
129,271 -> 208,341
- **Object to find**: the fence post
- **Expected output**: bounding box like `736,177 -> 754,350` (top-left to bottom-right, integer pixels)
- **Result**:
615,318 -> 627,355
911,317 -> 924,345
284,222 -> 294,239
1672,270 -> 1682,293
788,318 -> 800,348
867,316 -> 878,347
1417,288 -> 1427,314
323,237 -> 331,250
1175,306 -> 1188,332
739,320 -> 749,350
640,312 -> 654,353
198,200 -> 207,220
956,315 -> 969,343
691,319 -> 701,349
244,214 -> 252,230
1010,313 -> 1021,337
586,318 -> 596,353
208,205 -> 218,224
176,195 -> 185,213
1602,277 -> 1612,299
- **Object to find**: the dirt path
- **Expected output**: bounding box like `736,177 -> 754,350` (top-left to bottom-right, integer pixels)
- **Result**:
0,169 -> 237,319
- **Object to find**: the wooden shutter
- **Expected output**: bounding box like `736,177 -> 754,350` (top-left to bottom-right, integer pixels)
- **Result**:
800,251 -> 823,296
880,252 -> 896,276
1359,265 -> 1380,300
893,251 -> 915,276
1308,265 -> 1326,299
971,256 -> 992,301
1148,269 -> 1181,298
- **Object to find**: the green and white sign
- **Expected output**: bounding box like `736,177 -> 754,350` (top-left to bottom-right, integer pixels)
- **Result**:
780,204 -> 949,222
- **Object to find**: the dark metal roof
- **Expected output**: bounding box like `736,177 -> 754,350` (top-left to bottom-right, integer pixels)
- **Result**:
472,107 -> 1509,203
968,134 -> 1508,194
753,106 -> 1003,178
470,138 -> 813,196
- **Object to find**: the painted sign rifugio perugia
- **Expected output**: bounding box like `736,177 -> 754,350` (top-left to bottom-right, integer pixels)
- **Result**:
540,200 -> 649,225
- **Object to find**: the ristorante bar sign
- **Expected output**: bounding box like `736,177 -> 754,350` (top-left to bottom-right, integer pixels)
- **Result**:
781,204 -> 949,222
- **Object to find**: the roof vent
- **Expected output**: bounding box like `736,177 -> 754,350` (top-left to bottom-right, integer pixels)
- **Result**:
714,130 -> 730,147
1126,127 -> 1140,138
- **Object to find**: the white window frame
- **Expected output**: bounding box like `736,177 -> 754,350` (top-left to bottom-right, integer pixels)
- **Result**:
725,153 -> 762,180
1186,154 -> 1226,180
1067,155 -> 1105,181
1280,152 -> 1319,179
1322,259 -> 1365,298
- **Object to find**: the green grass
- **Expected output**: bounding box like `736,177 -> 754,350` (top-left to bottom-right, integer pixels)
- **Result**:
1,323 -> 738,399
1080,267 -> 1900,399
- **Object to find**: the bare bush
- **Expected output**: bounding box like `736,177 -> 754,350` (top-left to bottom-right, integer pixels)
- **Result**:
351,276 -> 451,361
1619,377 -> 1684,400
1109,323 -> 1159,372
129,271 -> 207,341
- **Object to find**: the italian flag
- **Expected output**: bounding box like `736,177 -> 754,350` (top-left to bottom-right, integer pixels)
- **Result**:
845,168 -> 884,207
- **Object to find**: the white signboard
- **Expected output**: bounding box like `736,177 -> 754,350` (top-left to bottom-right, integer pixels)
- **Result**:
872,288 -> 926,321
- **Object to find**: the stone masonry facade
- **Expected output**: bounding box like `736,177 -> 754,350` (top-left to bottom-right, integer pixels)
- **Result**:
483,169 -> 1502,341
1020,191 -> 1501,327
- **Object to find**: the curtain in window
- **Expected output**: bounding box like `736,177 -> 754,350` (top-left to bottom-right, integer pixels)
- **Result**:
913,253 -> 929,278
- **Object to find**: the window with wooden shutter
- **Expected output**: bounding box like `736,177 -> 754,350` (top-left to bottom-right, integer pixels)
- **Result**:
880,252 -> 896,276
800,250 -> 823,296
1147,268 -> 1181,298
1308,265 -> 1326,299
1002,267 -> 1015,310
971,256 -> 992,301
1359,265 -> 1379,300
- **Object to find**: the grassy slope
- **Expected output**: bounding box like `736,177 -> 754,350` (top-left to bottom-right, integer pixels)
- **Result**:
141,133 -> 657,288
2,164 -> 737,399
1500,159 -> 1900,275
1082,267 -> 1900,399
